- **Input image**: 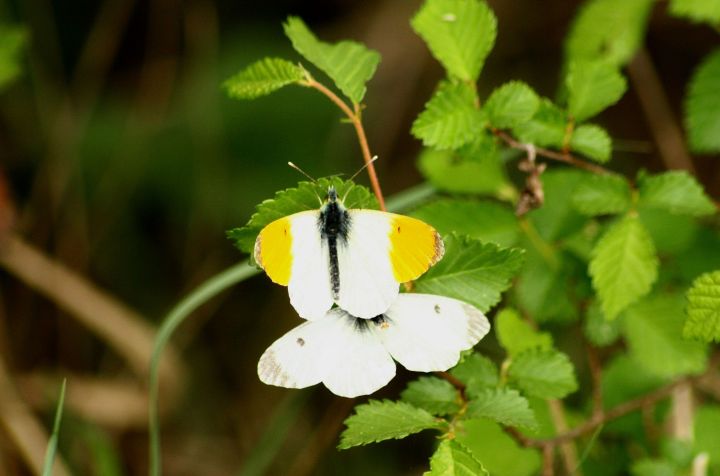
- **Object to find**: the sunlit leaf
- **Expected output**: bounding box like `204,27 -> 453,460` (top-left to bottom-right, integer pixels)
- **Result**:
685,49 -> 720,153
571,174 -> 631,216
508,349 -> 578,399
0,24 -> 27,90
512,98 -> 568,148
566,59 -> 627,122
484,81 -> 540,129
466,388 -> 537,429
570,124 -> 612,162
224,58 -> 305,100
401,377 -> 460,416
638,170 -> 716,217
669,0 -> 720,25
496,308 -> 553,356
684,270 -> 720,343
425,440 -> 489,476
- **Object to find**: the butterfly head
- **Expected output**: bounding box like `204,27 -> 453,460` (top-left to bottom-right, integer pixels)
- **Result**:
326,186 -> 338,203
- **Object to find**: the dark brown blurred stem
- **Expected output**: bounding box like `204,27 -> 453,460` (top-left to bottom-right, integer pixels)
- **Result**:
548,399 -> 580,475
586,343 -> 603,418
304,78 -> 387,211
628,48 -> 696,173
543,444 -> 555,476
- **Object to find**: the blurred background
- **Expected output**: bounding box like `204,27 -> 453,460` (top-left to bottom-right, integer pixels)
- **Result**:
0,0 -> 718,474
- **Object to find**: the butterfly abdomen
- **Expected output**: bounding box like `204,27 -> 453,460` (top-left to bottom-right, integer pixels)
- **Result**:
319,201 -> 351,299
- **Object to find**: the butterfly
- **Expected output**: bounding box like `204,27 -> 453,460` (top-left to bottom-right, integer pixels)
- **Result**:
254,185 -> 444,320
257,293 -> 490,398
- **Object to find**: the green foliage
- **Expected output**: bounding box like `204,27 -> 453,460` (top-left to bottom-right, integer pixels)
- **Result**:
622,294 -> 708,378
41,379 -> 67,476
417,147 -> 509,195
412,81 -> 485,149
638,171 -> 716,217
512,98 -> 568,148
508,349 -> 578,399
456,419 -> 541,476
572,174 -> 631,216
496,308 -> 553,356
584,301 -> 623,346
669,0 -> 720,25
528,169 -> 589,241
684,270 -> 720,342
414,234 -> 525,312
566,59 -> 627,121
451,353 -> 499,398
589,216 -> 659,320
411,198 -> 519,247
631,459 -> 679,476
685,49 -> 720,153
411,0 -> 497,81
338,400 -> 444,449
283,17 -> 380,103
224,58 -> 305,99
466,388 -> 537,429
0,24 -> 26,91
694,406 -> 720,469
565,0 -> 654,65
569,124 -> 612,162
227,178 -> 377,253
515,249 -> 577,324
401,377 -> 461,416
484,81 -> 540,129
425,440 -> 489,476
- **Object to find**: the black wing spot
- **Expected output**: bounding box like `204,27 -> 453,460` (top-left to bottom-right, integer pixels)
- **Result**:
397,226 -> 401,232
296,337 -> 305,346
434,304 -> 441,314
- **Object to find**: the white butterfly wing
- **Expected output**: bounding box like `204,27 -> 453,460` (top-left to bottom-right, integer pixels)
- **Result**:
373,294 -> 490,372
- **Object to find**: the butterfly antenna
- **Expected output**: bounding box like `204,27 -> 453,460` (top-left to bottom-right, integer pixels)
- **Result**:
342,156 -> 379,202
288,162 -> 323,205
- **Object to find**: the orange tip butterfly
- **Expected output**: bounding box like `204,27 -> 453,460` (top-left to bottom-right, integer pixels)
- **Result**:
254,185 -> 444,320
257,293 -> 490,398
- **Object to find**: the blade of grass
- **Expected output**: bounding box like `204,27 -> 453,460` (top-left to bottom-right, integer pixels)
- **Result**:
41,378 -> 67,476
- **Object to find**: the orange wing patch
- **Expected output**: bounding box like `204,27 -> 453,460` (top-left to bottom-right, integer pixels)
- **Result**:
388,215 -> 444,282
255,217 -> 293,286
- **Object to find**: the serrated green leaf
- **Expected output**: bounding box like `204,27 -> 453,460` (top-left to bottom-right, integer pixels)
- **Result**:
338,400 -> 444,449
411,199 -> 519,247
456,419 -> 541,476
412,81 -> 485,150
516,247 -> 578,324
571,174 -> 631,216
669,0 -> 720,25
414,234 -> 525,312
411,0 -> 497,81
401,377 -> 461,416
283,17 -> 380,103
686,49 -> 720,153
694,406 -> 720,467
417,146 -> 508,196
623,294 -> 708,378
583,301 -> 622,346
508,349 -> 578,399
223,58 -> 305,100
638,170 -> 716,217
589,216 -> 659,320
425,440 -> 489,476
528,169 -> 589,241
570,124 -> 612,162
496,308 -> 553,356
0,24 -> 27,91
512,98 -> 568,148
451,353 -> 499,398
227,177 -> 378,253
466,388 -> 537,429
684,270 -> 720,343
484,81 -> 540,129
565,0 -> 654,66
566,59 -> 627,122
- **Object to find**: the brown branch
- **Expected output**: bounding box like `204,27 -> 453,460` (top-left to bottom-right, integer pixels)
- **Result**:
303,78 -> 387,211
586,343 -> 603,418
548,399 -> 581,475
542,444 -> 555,476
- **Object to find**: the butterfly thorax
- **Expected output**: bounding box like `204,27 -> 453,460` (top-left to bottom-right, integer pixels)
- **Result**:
319,187 -> 351,298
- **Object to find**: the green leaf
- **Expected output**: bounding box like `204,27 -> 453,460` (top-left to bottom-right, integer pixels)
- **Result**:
566,59 -> 627,122
401,377 -> 461,416
283,16 -> 380,103
565,0 -> 654,66
227,177 -> 378,253
694,406 -> 720,467
451,353 -> 499,398
411,0 -> 497,81
631,459 -> 679,476
639,171 -> 716,217
516,248 -> 578,324
583,301 -> 623,347
425,440 -> 489,476
512,98 -> 568,148
411,199 -> 519,247
571,174 -> 631,216
684,270 -> 720,343
623,294 -> 708,378
686,49 -> 720,153
527,169 -> 589,241
466,388 -> 537,429
0,24 -> 27,91
414,235 -> 525,313
412,81 -> 485,150
589,216 -> 659,320
484,81 -> 540,129
223,58 -> 305,100
338,400 -> 444,449
417,146 -> 508,196
508,349 -> 578,399
496,308 -> 553,356
570,124 -> 612,162
456,419 -> 541,476
669,0 -> 720,25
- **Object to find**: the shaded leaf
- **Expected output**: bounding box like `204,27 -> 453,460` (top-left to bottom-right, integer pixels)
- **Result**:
401,377 -> 461,416
583,301 -> 622,347
0,24 -> 27,90
571,174 -> 631,216
496,308 -> 553,356
417,146 -> 509,196
685,49 -> 720,153
451,353 -> 499,398
528,169 -> 589,241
